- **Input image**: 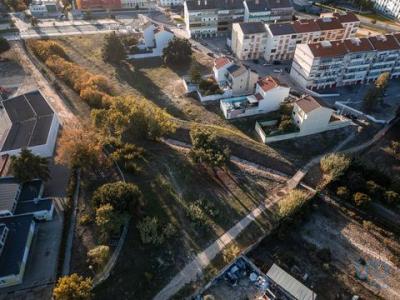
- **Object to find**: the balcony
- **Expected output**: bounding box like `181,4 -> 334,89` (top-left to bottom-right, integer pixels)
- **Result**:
220,95 -> 261,119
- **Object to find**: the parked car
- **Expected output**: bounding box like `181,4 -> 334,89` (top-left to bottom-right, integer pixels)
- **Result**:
273,69 -> 283,73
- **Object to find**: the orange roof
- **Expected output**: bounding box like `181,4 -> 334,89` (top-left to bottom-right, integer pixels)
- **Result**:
257,76 -> 282,92
308,40 -> 348,58
368,34 -> 400,51
214,57 -> 232,69
293,19 -> 320,33
316,17 -> 344,31
333,12 -> 360,23
295,95 -> 329,113
344,37 -> 374,53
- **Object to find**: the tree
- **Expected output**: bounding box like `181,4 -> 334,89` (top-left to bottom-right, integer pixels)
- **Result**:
0,37 -> 10,54
56,124 -> 103,170
190,63 -> 201,83
11,149 -> 50,183
320,153 -> 351,181
189,126 -> 230,168
384,190 -> 400,206
376,72 -> 390,91
102,32 -> 126,64
95,204 -> 124,241
162,37 -> 192,66
87,245 -> 110,270
91,96 -> 175,142
336,186 -> 350,200
53,273 -> 93,300
353,192 -> 371,208
366,180 -> 383,199
278,189 -> 309,218
278,119 -> 295,132
30,17 -> 39,27
389,140 -> 400,157
92,181 -> 141,213
363,87 -> 379,113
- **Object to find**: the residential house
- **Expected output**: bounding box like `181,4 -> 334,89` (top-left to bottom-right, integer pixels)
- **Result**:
0,214 -> 35,288
373,0 -> 400,20
130,23 -> 174,58
231,22 -> 268,60
29,0 -> 60,17
224,64 -> 258,96
243,0 -> 294,23
213,56 -> 234,84
290,33 -> 400,90
0,91 -> 59,158
220,75 -> 289,119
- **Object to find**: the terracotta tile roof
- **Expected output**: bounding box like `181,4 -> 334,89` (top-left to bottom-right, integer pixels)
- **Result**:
295,95 -> 329,113
344,37 -> 374,53
214,57 -> 232,69
293,19 -> 320,33
257,76 -> 282,92
368,34 -> 400,51
316,17 -> 344,31
308,40 -> 348,58
333,12 -> 360,23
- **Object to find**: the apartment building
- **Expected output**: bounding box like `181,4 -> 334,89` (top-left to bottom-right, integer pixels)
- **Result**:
263,12 -> 359,62
184,0 -> 244,38
231,22 -> 268,60
373,0 -> 400,20
243,0 -> 294,23
184,0 -> 293,38
290,34 -> 400,90
158,0 -> 183,6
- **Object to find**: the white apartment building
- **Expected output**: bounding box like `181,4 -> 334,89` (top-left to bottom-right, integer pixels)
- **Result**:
263,12 -> 359,62
243,0 -> 294,23
231,22 -> 268,60
373,0 -> 400,20
121,0 -> 152,8
29,0 -> 59,17
290,34 -> 400,90
158,0 -> 183,6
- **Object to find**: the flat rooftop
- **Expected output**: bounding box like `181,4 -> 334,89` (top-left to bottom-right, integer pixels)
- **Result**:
15,198 -> 53,216
0,214 -> 35,278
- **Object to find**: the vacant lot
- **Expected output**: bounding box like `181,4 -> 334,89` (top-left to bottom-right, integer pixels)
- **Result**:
248,199 -> 400,300
94,142 -> 282,299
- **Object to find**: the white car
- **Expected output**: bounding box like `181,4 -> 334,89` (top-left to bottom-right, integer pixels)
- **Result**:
273,69 -> 283,73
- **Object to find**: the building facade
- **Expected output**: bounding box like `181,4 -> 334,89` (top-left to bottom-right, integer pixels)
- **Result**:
158,0 -> 183,6
231,22 -> 268,60
373,0 -> 400,20
76,0 -> 121,10
290,34 -> 400,90
243,0 -> 294,23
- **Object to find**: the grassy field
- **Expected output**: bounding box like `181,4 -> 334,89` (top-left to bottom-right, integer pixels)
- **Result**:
93,142 -> 281,299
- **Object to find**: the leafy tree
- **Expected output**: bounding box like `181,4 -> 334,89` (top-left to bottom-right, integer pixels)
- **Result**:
95,204 -> 124,241
92,181 -> 141,213
278,189 -> 309,218
189,126 -> 230,168
389,140 -> 400,157
384,190 -> 400,206
11,149 -> 50,183
190,63 -> 201,83
56,124 -> 103,170
27,40 -> 68,62
162,37 -> 192,66
102,32 -> 126,64
278,119 -> 295,132
91,96 -> 175,142
80,87 -> 107,109
353,192 -> 371,208
320,153 -> 351,181
0,37 -> 10,54
87,245 -> 110,270
4,0 -> 27,11
110,143 -> 144,173
376,72 -> 390,91
363,87 -> 379,113
336,186 -> 350,200
137,217 -> 175,245
53,273 -> 93,300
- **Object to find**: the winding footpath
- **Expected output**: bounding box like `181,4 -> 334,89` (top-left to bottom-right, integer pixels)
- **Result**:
155,120 -> 398,300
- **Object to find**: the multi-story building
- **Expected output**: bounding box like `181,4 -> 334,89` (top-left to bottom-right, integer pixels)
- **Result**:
263,12 -> 359,62
158,0 -> 183,6
184,0 -> 244,38
243,0 -> 294,23
290,34 -> 400,90
184,0 -> 293,38
373,0 -> 400,20
231,22 -> 268,60
76,0 -> 121,10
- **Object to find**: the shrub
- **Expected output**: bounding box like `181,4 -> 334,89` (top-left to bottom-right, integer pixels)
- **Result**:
95,204 -> 124,242
278,189 -> 309,218
28,40 -> 68,62
78,213 -> 91,226
336,186 -> 350,200
384,190 -> 400,206
366,180 -> 383,199
137,217 -> 174,245
320,153 -> 351,181
186,202 -> 208,227
80,87 -> 107,108
87,245 -> 110,270
279,102 -> 293,116
278,119 -> 294,132
53,274 -> 93,300
353,192 -> 371,208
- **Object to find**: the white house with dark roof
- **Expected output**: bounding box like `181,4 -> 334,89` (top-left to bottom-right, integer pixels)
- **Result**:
0,91 -> 59,158
130,23 -> 174,59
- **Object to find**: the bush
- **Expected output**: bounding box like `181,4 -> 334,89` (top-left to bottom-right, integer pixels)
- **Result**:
366,180 -> 383,199
384,190 -> 400,206
137,217 -> 175,245
278,119 -> 294,132
78,213 -> 91,226
87,245 -> 110,270
353,192 -> 371,208
53,274 -> 93,300
278,189 -> 309,218
80,87 -> 107,108
336,186 -> 350,200
320,153 -> 351,181
28,40 -> 68,62
279,102 -> 293,115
